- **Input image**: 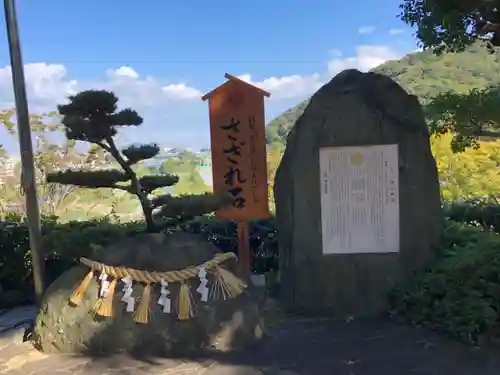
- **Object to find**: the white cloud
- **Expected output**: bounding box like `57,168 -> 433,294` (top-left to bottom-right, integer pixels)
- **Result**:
329,49 -> 343,57
236,74 -> 252,84
0,63 -> 78,112
358,26 -> 376,34
327,45 -> 404,76
161,83 -> 201,100
0,63 -> 202,113
0,43 -> 409,151
236,73 -> 324,100
0,44 -> 406,114
230,44 -> 404,100
113,66 -> 139,79
389,28 -> 405,35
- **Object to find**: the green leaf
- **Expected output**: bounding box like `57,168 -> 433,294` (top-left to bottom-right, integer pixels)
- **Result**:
47,169 -> 130,189
122,144 -> 160,165
57,90 -> 143,142
399,0 -> 500,52
153,192 -> 234,218
139,174 -> 179,193
426,86 -> 500,152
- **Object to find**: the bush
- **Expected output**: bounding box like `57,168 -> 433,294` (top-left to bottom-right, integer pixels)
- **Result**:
184,216 -> 278,274
0,216 -> 144,308
9,201 -> 500,346
0,215 -> 278,308
389,219 -> 500,345
444,200 -> 500,232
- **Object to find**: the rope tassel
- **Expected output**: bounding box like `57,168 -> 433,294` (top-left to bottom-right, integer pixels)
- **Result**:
133,284 -> 151,324
91,278 -> 117,317
69,269 -> 94,306
70,252 -> 247,323
177,282 -> 195,321
211,266 -> 247,300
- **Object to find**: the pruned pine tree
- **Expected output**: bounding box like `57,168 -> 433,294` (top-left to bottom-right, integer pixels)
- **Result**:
47,90 -> 233,232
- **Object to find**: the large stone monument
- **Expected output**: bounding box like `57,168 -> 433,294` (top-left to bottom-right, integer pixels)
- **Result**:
274,69 -> 442,317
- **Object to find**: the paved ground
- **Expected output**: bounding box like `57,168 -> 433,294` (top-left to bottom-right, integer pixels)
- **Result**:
1,306 -> 500,374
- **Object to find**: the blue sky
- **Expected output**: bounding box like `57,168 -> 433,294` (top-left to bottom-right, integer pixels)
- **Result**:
0,0 -> 419,155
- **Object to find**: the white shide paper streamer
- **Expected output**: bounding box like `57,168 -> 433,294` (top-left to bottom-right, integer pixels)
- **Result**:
99,272 -> 109,297
196,266 -> 209,302
121,276 -> 135,312
157,279 -> 171,313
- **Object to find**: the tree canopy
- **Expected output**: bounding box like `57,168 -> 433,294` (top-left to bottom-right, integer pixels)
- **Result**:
397,0 -> 500,151
0,109 -> 111,216
399,0 -> 500,54
432,132 -> 500,200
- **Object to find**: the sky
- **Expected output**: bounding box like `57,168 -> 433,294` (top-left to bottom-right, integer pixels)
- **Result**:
0,0 -> 420,155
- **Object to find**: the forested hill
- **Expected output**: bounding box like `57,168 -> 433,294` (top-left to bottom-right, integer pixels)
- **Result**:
266,43 -> 500,148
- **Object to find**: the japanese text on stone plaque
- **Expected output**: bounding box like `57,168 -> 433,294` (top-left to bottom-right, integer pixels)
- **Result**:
319,144 -> 400,254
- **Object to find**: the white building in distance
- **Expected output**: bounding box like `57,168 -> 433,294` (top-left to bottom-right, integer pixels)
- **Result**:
0,157 -> 16,186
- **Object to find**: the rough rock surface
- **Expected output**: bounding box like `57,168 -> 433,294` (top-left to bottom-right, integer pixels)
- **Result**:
274,69 -> 442,318
33,232 -> 264,355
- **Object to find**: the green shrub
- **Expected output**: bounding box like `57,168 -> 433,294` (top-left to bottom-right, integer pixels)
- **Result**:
5,202 -> 500,346
389,219 -> 500,345
184,216 -> 278,274
0,215 -> 277,308
0,216 -> 144,308
444,201 -> 500,232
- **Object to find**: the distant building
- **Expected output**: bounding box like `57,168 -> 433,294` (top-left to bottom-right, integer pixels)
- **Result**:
0,157 -> 15,185
199,155 -> 213,186
149,147 -> 214,186
0,158 -> 14,175
163,147 -> 182,156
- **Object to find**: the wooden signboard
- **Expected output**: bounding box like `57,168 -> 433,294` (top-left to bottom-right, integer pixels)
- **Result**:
202,73 -> 270,221
202,73 -> 271,272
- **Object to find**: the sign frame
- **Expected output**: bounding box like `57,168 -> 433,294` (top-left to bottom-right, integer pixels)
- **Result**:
319,144 -> 400,255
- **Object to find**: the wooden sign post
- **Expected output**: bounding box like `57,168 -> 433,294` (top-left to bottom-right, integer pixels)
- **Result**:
202,74 -> 271,273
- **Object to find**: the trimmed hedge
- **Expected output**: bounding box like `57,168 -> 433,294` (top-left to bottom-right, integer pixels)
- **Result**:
444,201 -> 500,232
389,219 -> 500,345
388,203 -> 500,345
2,201 -> 500,346
0,215 -> 277,308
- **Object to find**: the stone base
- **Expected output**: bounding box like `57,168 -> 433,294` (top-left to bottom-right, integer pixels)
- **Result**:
33,232 -> 265,355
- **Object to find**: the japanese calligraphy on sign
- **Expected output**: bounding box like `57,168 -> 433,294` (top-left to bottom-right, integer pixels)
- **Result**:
202,74 -> 270,221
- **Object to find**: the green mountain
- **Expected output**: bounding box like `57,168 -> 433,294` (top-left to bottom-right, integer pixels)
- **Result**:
266,43 -> 500,147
